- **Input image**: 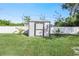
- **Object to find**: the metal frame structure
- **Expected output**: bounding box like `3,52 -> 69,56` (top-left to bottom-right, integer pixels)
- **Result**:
29,21 -> 50,37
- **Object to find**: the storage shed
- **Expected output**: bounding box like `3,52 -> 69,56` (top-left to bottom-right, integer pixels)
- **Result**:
29,21 -> 50,37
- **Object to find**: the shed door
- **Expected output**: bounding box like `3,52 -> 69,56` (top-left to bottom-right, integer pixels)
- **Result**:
29,22 -> 35,36
44,22 -> 50,37
35,22 -> 44,36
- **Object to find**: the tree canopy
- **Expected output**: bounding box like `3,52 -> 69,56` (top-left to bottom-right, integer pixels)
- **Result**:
0,19 -> 23,26
23,16 -> 31,23
55,3 -> 79,26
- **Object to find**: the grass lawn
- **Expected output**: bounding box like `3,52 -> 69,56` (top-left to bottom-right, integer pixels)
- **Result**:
0,34 -> 79,56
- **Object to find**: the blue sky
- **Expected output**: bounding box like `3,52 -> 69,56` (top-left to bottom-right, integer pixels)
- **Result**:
0,3 -> 69,24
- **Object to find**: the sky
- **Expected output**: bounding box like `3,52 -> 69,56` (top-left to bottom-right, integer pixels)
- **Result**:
0,3 -> 69,24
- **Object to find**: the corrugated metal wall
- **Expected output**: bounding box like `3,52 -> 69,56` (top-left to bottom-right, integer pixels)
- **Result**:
50,27 -> 79,34
0,26 -> 28,33
0,26 -> 79,34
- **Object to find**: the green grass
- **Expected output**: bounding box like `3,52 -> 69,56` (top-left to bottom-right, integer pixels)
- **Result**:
0,34 -> 79,56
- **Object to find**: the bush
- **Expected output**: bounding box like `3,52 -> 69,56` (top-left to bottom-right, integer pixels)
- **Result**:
23,30 -> 29,36
55,28 -> 61,36
0,19 -> 23,26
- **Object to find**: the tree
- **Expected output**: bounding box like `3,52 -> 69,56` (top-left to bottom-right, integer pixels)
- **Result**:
23,16 -> 31,30
55,19 -> 63,26
23,16 -> 31,23
0,19 -> 11,26
73,13 -> 79,26
55,13 -> 79,26
62,3 -> 79,16
62,3 -> 79,22
61,3 -> 79,26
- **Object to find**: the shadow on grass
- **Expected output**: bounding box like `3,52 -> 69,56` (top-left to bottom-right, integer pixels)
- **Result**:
43,34 -> 64,40
43,34 -> 79,40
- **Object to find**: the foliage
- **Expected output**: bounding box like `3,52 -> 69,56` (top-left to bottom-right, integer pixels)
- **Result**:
55,13 -> 79,26
55,19 -> 65,26
55,28 -> 60,33
23,16 -> 31,30
55,3 -> 79,26
0,34 -> 79,55
62,3 -> 79,16
54,28 -> 63,36
23,16 -> 31,23
23,30 -> 29,36
0,19 -> 10,26
0,19 -> 23,26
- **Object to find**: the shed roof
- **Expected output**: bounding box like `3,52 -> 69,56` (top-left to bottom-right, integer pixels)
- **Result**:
29,20 -> 50,23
